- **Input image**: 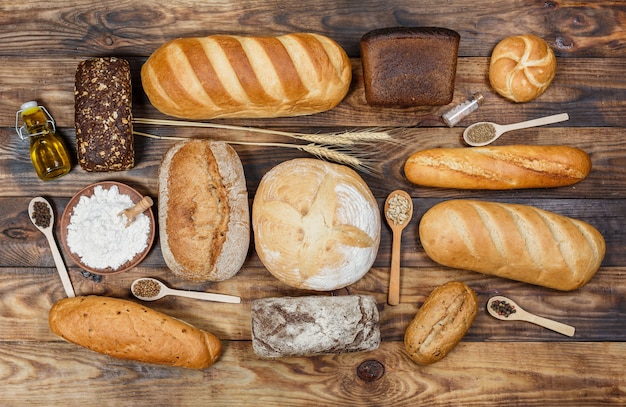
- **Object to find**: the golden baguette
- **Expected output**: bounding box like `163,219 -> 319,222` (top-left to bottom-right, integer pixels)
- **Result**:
404,145 -> 591,190
419,200 -> 605,291
141,33 -> 351,119
49,296 -> 222,369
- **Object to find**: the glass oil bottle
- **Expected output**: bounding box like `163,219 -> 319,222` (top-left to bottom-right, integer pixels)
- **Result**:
15,101 -> 71,181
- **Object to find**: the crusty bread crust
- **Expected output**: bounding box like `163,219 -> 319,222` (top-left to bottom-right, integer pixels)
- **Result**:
404,282 -> 478,365
252,158 -> 380,291
404,145 -> 591,190
489,34 -> 556,102
49,296 -> 222,369
158,139 -> 249,282
419,200 -> 605,291
141,33 -> 351,119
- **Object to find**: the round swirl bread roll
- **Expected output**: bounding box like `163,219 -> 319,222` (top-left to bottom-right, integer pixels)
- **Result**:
489,34 -> 556,102
252,158 -> 381,291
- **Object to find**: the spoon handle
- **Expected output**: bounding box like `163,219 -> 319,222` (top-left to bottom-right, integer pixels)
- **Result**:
44,229 -> 75,298
169,288 -> 241,304
502,113 -> 569,132
388,229 -> 402,306
523,312 -> 575,337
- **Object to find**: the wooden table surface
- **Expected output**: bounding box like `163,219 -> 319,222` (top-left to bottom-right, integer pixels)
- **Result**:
1,1 -> 625,406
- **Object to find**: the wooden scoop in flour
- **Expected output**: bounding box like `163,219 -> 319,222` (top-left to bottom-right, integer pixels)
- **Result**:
119,196 -> 153,227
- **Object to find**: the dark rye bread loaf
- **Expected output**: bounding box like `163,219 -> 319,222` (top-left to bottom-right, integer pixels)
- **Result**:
360,27 -> 460,106
251,295 -> 380,357
74,57 -> 134,171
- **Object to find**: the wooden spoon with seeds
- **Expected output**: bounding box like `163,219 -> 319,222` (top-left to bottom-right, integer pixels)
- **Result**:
463,113 -> 569,146
487,295 -> 575,337
384,190 -> 413,306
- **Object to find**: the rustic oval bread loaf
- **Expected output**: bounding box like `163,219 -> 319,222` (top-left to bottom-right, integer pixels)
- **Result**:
419,200 -> 606,291
49,296 -> 222,369
404,281 -> 478,365
252,158 -> 380,291
141,33 -> 352,119
404,145 -> 591,190
251,295 -> 380,357
489,34 -> 556,102
159,139 -> 250,282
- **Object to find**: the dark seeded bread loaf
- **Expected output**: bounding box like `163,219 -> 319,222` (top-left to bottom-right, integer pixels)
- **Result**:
74,57 -> 134,172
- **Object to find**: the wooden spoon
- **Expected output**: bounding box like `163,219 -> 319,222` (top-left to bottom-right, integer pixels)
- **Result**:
487,295 -> 575,337
118,196 -> 153,227
463,113 -> 569,146
131,277 -> 241,304
384,190 -> 413,306
28,197 -> 75,298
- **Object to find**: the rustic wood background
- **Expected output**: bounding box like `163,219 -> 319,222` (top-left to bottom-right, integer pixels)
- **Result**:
0,0 -> 625,406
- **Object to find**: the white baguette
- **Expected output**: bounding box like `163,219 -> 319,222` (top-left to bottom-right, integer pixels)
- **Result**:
404,145 -> 591,190
419,200 -> 605,290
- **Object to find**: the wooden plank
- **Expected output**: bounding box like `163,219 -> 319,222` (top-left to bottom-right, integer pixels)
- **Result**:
1,1 -> 625,58
0,341 -> 624,406
2,56 -> 626,128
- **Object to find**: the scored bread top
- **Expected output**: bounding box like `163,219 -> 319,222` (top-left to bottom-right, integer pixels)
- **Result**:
419,200 -> 605,290
252,158 -> 381,291
158,139 -> 249,282
141,33 -> 351,119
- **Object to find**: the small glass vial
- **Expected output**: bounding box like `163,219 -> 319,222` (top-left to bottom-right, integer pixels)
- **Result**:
442,92 -> 485,127
15,101 -> 71,181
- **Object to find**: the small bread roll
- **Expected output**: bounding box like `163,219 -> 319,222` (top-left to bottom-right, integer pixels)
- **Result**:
489,34 -> 556,102
252,158 -> 381,291
404,282 -> 478,365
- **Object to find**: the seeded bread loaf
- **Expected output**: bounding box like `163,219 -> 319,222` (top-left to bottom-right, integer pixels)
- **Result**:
158,139 -> 250,282
360,27 -> 460,106
251,295 -> 380,357
74,57 -> 134,171
405,281 -> 478,365
419,200 -> 606,290
49,296 -> 222,369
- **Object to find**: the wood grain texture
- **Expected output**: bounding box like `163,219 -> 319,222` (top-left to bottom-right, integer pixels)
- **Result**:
1,0 -> 625,405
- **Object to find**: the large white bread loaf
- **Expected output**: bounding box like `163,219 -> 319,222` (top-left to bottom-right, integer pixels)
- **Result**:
141,33 -> 352,119
158,139 -> 250,282
251,295 -> 380,357
252,158 -> 380,291
49,296 -> 222,369
404,145 -> 591,190
419,200 -> 605,291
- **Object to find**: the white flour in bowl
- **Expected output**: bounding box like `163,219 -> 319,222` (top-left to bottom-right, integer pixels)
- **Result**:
66,185 -> 151,270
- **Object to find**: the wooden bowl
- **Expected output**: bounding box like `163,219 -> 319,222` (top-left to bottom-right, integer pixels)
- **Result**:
60,181 -> 155,275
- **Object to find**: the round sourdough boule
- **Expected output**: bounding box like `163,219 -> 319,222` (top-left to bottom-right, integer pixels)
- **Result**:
404,281 -> 478,365
252,158 -> 380,291
489,34 -> 556,102
158,139 -> 250,282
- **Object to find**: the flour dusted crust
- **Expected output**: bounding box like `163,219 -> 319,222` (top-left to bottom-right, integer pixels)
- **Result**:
49,296 -> 222,369
252,158 -> 381,291
419,200 -> 606,290
489,34 -> 556,102
251,295 -> 380,357
158,139 -> 250,281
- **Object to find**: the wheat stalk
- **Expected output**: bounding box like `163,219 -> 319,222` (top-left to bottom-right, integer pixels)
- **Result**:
133,131 -> 380,174
133,118 -> 394,146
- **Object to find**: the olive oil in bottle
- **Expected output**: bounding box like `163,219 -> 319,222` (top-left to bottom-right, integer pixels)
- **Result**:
16,101 -> 71,181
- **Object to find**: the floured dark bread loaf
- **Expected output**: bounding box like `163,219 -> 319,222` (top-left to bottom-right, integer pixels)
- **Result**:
360,27 -> 460,106
74,57 -> 134,171
251,295 -> 380,357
